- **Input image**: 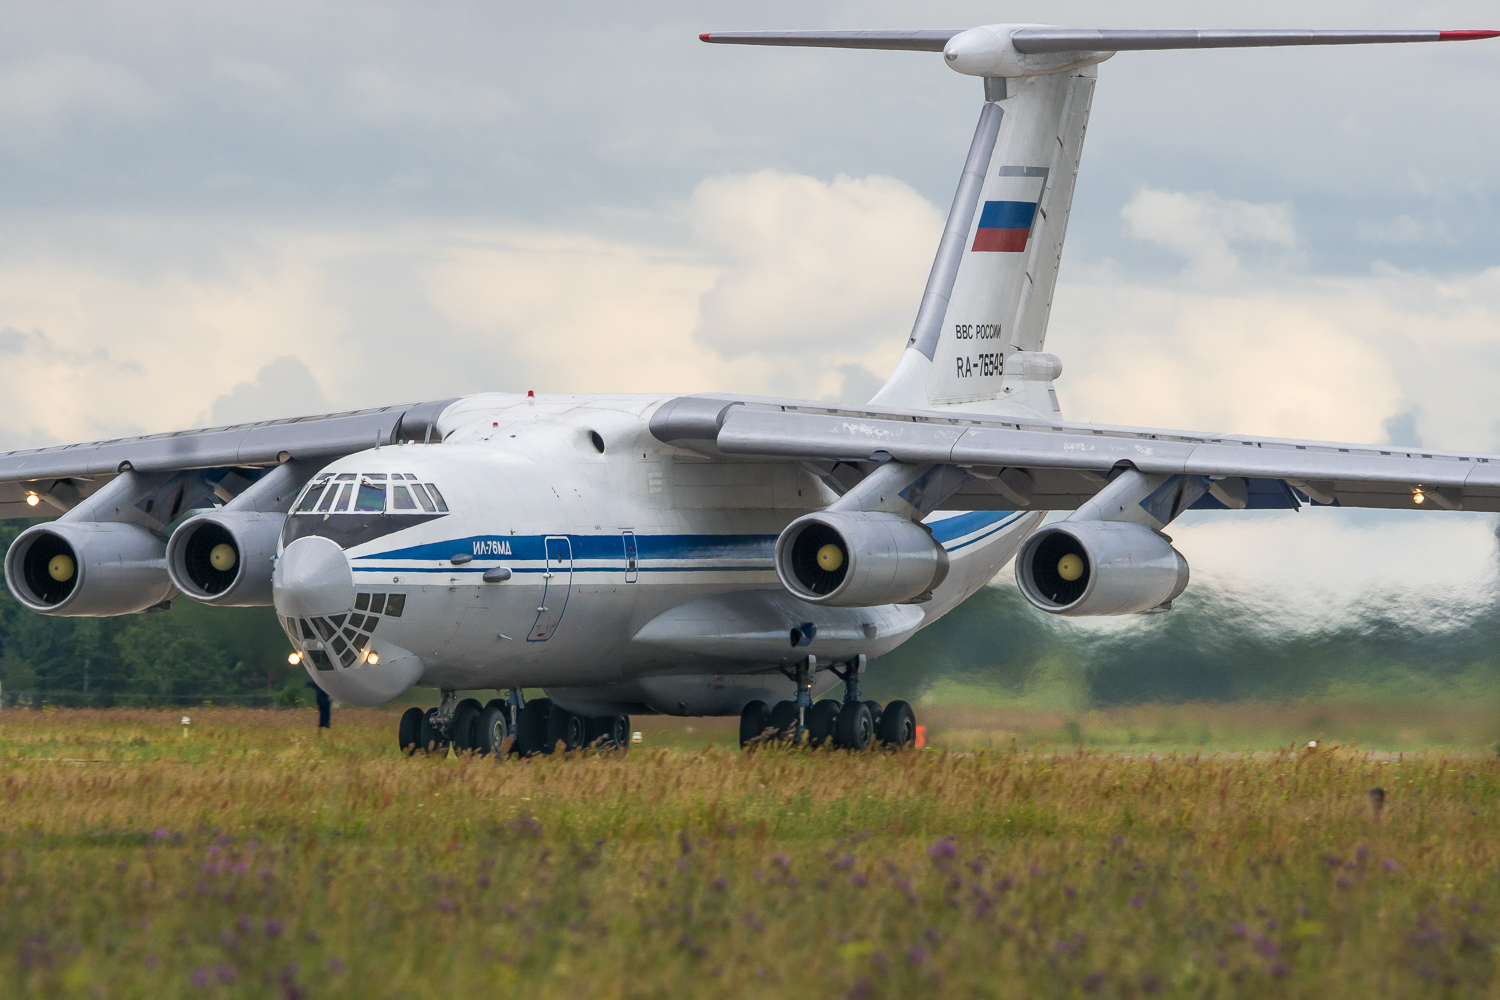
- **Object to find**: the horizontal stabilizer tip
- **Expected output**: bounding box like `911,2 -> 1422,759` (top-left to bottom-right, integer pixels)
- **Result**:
1439,30 -> 1500,41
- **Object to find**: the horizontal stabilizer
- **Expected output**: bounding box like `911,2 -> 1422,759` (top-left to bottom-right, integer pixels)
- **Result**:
700,27 -> 1500,54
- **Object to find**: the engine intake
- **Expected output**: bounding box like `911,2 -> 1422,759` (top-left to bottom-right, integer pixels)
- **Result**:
4,522 -> 176,616
775,511 -> 948,607
1016,521 -> 1189,616
166,511 -> 285,606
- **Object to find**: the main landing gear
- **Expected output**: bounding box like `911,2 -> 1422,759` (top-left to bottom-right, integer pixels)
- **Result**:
738,654 -> 918,751
398,690 -> 629,757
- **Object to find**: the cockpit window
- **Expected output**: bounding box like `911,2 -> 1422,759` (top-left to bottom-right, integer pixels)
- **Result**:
294,480 -> 328,513
409,483 -> 437,512
355,480 -> 386,512
290,473 -> 447,515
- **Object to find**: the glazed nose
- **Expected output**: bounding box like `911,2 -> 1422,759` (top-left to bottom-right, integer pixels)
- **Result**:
273,536 -> 356,618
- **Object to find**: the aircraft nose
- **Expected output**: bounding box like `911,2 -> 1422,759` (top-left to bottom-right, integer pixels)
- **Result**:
273,536 -> 356,618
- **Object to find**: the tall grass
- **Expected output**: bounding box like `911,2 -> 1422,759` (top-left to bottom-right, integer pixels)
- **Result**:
0,708 -> 1495,998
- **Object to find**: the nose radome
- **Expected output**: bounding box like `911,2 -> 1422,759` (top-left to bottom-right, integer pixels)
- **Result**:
273,536 -> 356,618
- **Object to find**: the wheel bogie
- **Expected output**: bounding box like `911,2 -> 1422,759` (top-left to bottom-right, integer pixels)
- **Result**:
768,700 -> 799,742
476,701 -> 511,756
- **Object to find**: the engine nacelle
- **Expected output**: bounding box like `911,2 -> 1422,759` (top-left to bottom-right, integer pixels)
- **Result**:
166,511 -> 285,606
1015,521 -> 1189,616
775,511 -> 949,607
4,521 -> 176,616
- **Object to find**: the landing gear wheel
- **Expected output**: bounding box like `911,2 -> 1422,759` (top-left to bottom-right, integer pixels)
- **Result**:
739,700 -> 771,748
452,698 -> 483,752
545,702 -> 585,752
807,699 -> 842,747
515,698 -> 551,756
592,714 -> 629,749
564,712 -> 587,751
398,706 -> 424,755
419,708 -> 448,754
864,700 -> 884,728
877,700 -> 916,748
768,700 -> 799,743
835,701 -> 875,750
476,701 -> 510,756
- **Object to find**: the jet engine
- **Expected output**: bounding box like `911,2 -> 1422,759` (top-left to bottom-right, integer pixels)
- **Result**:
775,511 -> 949,607
1015,521 -> 1189,616
4,521 -> 176,616
166,511 -> 284,606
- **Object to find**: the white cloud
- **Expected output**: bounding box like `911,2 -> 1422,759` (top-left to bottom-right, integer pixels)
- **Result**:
208,355 -> 328,427
0,52 -> 154,129
1054,189 -> 1500,450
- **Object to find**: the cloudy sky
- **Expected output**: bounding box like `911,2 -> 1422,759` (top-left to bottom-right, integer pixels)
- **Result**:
2,0 -> 1499,615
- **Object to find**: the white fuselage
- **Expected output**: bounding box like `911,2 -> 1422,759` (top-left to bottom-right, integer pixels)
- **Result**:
273,393 -> 1040,713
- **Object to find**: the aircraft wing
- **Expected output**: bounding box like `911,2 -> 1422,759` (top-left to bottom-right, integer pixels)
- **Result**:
0,399 -> 455,519
650,396 -> 1500,513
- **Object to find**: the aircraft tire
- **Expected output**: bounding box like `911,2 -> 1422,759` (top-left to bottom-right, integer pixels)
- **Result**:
398,706 -> 424,755
517,698 -> 552,755
768,700 -> 799,742
476,702 -> 510,756
739,701 -> 771,748
807,699 -> 842,747
452,698 -> 483,752
835,701 -> 874,751
595,714 -> 629,750
877,701 -> 916,749
863,701 -> 884,728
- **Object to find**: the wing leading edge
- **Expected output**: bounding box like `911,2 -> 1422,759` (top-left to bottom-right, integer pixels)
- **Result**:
650,396 -> 1500,513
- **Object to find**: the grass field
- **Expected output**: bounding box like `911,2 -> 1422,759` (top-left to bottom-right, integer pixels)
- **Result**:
1,707 -> 1497,999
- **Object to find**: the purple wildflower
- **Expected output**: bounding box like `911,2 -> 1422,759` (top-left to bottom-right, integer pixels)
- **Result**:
1129,893 -> 1145,910
328,958 -> 347,974
436,898 -> 455,913
927,837 -> 958,863
905,946 -> 928,966
849,872 -> 868,888
1383,859 -> 1398,872
772,853 -> 790,872
1270,961 -> 1290,978
236,915 -> 254,934
208,846 -> 220,859
264,919 -> 285,937
215,964 -> 238,984
833,853 -> 855,870
711,878 -> 729,892
1064,884 -> 1077,900
154,828 -> 168,840
190,967 -> 210,988
1083,970 -> 1106,991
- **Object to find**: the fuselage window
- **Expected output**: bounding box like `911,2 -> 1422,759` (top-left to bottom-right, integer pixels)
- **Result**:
295,481 -> 328,513
391,485 -> 417,511
355,480 -> 386,512
409,483 -> 437,512
425,485 -> 449,512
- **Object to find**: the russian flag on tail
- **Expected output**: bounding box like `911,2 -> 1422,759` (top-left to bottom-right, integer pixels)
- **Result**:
972,165 -> 1048,253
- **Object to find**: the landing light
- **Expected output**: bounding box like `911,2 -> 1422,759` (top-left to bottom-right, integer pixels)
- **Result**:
24,493 -> 39,507
288,651 -> 302,665
1413,489 -> 1426,505
367,651 -> 380,665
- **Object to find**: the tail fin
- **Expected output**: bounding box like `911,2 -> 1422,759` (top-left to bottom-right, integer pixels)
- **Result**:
703,24 -> 1499,416
870,69 -> 1094,414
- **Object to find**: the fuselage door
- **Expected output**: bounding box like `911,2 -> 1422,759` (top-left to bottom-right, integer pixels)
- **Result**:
527,535 -> 574,642
622,531 -> 639,583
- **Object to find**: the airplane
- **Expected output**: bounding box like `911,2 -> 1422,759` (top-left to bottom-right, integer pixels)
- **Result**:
1,24 -> 1496,755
